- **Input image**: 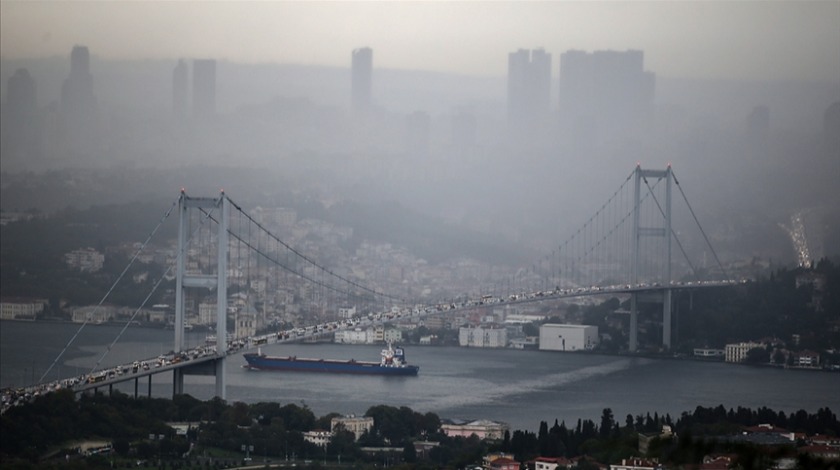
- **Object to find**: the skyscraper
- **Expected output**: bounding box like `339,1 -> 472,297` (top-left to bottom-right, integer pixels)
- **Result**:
558,49 -> 655,134
352,47 -> 372,112
507,48 -> 552,125
192,59 -> 216,118
2,68 -> 38,160
60,45 -> 98,152
173,59 -> 188,118
61,45 -> 96,122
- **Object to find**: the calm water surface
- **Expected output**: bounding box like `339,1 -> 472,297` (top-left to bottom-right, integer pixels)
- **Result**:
2,321 -> 838,431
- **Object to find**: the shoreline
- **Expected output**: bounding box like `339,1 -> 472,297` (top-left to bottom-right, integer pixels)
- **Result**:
2,319 -> 835,374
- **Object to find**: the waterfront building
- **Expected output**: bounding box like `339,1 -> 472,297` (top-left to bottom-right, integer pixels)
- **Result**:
442,419 -> 508,440
793,350 -> 820,367
351,47 -> 372,112
334,328 -> 367,344
539,324 -> 599,351
383,328 -> 403,344
693,348 -> 725,359
724,341 -> 765,363
0,298 -> 47,320
459,325 -> 507,348
331,415 -> 373,441
71,305 -> 117,323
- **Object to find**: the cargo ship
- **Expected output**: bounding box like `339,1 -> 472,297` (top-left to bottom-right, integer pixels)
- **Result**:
242,343 -> 419,376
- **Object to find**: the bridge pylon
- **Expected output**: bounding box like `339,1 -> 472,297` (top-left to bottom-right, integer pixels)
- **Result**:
174,191 -> 229,399
630,165 -> 673,351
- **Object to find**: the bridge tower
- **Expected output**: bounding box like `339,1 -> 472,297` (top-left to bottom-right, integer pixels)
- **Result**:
174,191 -> 229,399
629,165 -> 673,351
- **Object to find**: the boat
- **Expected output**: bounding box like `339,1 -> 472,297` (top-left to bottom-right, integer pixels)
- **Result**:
243,343 -> 419,376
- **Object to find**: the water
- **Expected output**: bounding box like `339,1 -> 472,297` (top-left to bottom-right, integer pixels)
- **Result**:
2,321 -> 838,431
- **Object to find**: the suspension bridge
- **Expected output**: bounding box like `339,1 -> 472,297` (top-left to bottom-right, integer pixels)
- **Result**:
6,165 -> 742,408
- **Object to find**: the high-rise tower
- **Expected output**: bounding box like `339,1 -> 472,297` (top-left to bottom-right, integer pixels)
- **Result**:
507,48 -> 552,126
2,68 -> 38,161
559,49 -> 655,135
192,59 -> 216,118
352,47 -> 373,112
61,45 -> 95,122
60,45 -> 98,152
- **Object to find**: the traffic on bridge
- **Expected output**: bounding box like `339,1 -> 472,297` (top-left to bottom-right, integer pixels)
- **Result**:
1,276 -> 747,415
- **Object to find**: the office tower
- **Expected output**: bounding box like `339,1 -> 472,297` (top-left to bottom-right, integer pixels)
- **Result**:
60,45 -> 98,153
61,45 -> 96,122
173,59 -> 188,118
2,68 -> 38,159
192,59 -> 216,117
352,47 -> 373,111
558,49 -> 655,134
507,48 -> 552,125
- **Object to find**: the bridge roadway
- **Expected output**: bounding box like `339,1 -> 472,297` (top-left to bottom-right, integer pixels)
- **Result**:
3,278 -> 744,410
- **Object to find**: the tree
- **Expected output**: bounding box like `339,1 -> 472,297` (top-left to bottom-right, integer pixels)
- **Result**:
599,409 -> 615,439
745,347 -> 770,364
403,441 -> 417,463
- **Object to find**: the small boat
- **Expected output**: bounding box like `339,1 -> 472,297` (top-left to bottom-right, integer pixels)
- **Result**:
243,343 -> 419,376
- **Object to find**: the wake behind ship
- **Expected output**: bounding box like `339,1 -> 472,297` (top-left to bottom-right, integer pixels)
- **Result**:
243,344 -> 419,376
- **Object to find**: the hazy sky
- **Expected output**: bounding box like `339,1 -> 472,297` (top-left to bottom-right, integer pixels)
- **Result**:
1,1 -> 839,81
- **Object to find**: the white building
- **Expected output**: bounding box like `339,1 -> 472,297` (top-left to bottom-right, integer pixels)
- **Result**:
335,328 -> 368,344
198,299 -> 217,325
441,419 -> 508,440
331,415 -> 373,441
383,328 -> 403,344
338,306 -> 357,319
71,305 -> 117,324
0,298 -> 47,320
725,341 -> 765,363
539,324 -> 599,351
235,309 -> 257,339
303,430 -> 331,448
459,326 -> 508,348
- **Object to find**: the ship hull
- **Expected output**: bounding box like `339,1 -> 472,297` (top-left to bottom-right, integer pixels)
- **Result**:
243,353 -> 419,376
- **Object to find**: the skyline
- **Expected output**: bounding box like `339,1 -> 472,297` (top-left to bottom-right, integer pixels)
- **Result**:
1,1 -> 839,82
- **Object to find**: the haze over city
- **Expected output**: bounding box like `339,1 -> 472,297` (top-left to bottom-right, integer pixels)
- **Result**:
1,0 -> 839,265
3,5 -> 840,468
